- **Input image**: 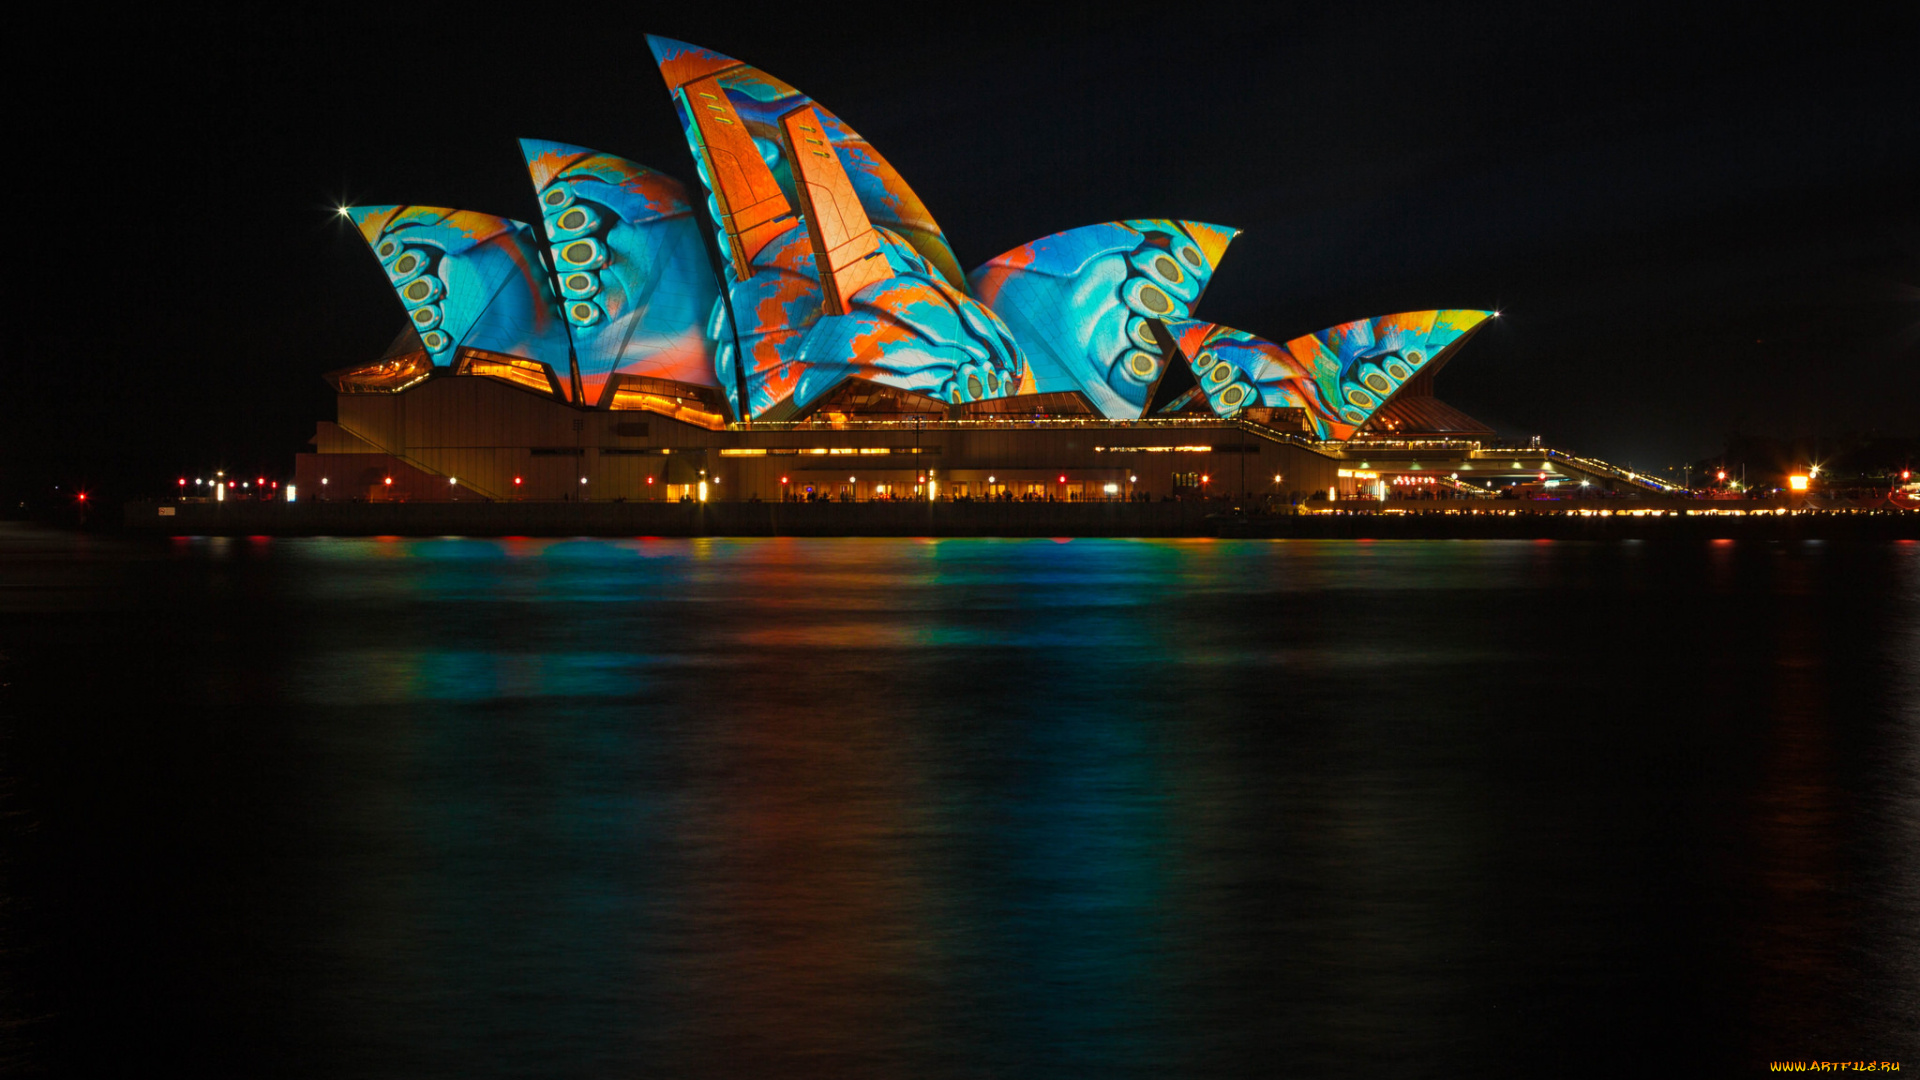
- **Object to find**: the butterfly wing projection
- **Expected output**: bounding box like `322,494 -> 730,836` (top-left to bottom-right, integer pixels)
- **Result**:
967,220 -> 1239,417
346,205 -> 572,392
520,139 -> 719,404
654,44 -> 1023,419
1160,309 -> 1494,438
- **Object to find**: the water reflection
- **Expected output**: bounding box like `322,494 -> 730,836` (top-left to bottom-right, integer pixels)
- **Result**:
1,531 -> 1916,1075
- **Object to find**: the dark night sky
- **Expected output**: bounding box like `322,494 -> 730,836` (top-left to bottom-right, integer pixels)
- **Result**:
9,1 -> 1917,501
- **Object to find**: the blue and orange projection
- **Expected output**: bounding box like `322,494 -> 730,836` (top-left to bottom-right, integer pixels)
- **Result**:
968,220 -> 1239,417
652,36 -> 1024,419
1161,310 -> 1493,439
347,206 -> 572,389
343,37 -> 1490,435
520,139 -> 719,404
647,35 -> 965,291
968,219 -> 1488,435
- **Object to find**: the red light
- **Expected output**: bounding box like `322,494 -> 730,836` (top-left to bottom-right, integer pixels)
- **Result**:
1905,471 -> 1913,480
513,476 -> 523,485
1202,475 -> 1210,483
177,478 -> 186,486
1058,475 -> 1066,483
77,493 -> 87,502
384,477 -> 393,486
272,482 -> 278,489
779,476 -> 788,484
1716,470 -> 1726,480
257,477 -> 265,486
646,476 -> 655,485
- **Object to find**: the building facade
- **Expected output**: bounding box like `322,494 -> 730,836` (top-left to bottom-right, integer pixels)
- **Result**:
304,35 -> 1656,506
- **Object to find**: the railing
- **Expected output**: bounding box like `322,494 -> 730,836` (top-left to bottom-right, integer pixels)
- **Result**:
1537,449 -> 1691,495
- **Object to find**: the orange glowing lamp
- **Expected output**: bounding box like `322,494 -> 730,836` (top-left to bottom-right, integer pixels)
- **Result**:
1788,474 -> 1810,492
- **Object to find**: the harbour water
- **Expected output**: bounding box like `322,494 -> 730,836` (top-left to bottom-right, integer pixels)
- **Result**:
2,526 -> 1916,1075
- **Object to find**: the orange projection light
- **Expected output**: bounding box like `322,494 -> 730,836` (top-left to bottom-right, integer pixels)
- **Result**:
680,76 -> 794,278
781,105 -> 890,315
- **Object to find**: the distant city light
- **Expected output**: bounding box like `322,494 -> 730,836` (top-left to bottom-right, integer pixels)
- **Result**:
449,477 -> 457,485
1788,474 -> 1810,492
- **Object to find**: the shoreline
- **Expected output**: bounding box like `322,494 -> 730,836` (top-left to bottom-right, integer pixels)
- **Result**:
118,500 -> 1920,540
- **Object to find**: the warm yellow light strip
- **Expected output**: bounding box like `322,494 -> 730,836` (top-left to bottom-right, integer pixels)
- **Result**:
469,361 -> 553,394
711,446 -> 938,457
607,390 -> 728,430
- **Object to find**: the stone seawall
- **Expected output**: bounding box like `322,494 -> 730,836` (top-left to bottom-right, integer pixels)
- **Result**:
122,501 -> 1917,539
124,500 -> 1217,537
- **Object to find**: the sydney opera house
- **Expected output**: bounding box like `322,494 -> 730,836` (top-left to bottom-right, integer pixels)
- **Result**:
297,36 -> 1668,505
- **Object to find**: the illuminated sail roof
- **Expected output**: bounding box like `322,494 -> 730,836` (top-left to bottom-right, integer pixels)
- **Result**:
1160,310 -> 1494,439
336,38 -> 1493,438
518,139 -> 719,402
346,205 -> 570,378
646,35 -> 967,291
968,219 -> 1240,414
650,41 -> 1026,420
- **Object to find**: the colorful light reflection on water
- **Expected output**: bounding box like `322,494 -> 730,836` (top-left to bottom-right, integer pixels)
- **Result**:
1,531 -> 1916,1075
